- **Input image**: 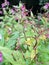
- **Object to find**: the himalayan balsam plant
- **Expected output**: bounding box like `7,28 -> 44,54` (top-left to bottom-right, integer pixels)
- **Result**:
0,1 -> 49,65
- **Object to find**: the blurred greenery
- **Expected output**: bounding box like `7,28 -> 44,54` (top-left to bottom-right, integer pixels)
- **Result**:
0,1 -> 49,65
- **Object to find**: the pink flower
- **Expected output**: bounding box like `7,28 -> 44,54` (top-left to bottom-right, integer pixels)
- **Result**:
46,3 -> 49,7
0,11 -> 2,14
21,11 -> 25,18
21,11 -> 28,18
1,1 -> 9,8
44,3 -> 49,9
44,5 -> 48,9
1,3 -> 5,8
21,5 -> 26,11
45,34 -> 49,38
11,9 -> 15,14
5,1 -> 9,5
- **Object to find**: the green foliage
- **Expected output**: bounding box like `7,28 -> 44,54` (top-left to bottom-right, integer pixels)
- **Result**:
0,1 -> 49,65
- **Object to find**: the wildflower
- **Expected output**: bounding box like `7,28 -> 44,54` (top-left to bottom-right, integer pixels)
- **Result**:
44,5 -> 48,9
46,3 -> 49,7
21,5 -> 26,11
10,9 -> 15,15
1,1 -> 9,8
1,3 -> 5,8
45,34 -> 49,38
0,11 -> 2,14
21,11 -> 28,18
44,3 -> 49,9
5,1 -> 9,6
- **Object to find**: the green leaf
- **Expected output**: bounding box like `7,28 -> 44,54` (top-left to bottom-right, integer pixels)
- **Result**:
6,32 -> 19,48
12,51 -> 26,65
0,46 -> 16,65
24,51 -> 30,58
41,17 -> 46,25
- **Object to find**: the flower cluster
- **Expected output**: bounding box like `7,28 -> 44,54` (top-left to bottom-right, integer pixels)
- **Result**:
0,1 -> 49,65
1,1 -> 9,8
44,3 -> 49,9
